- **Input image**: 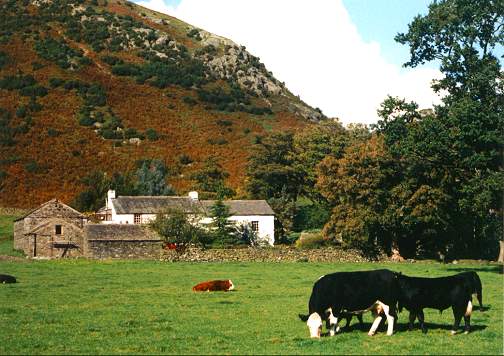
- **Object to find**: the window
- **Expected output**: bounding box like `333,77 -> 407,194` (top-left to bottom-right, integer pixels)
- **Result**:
251,221 -> 259,232
134,214 -> 141,224
55,225 -> 62,235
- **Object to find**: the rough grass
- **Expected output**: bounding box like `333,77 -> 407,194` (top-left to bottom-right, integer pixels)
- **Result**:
0,215 -> 23,257
0,259 -> 502,355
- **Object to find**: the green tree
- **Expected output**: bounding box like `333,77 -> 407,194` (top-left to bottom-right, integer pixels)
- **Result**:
209,200 -> 237,246
135,159 -> 175,196
373,0 -> 504,258
150,210 -> 209,252
246,132 -> 302,200
190,157 -> 235,199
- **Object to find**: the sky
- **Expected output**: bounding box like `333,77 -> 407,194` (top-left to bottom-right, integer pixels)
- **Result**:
133,0 -> 443,125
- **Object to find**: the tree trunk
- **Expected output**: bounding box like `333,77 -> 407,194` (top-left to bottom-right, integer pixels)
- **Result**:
498,241 -> 504,264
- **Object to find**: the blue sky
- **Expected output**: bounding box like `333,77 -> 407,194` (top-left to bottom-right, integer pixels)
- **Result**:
342,0 -> 433,67
133,0 -> 442,124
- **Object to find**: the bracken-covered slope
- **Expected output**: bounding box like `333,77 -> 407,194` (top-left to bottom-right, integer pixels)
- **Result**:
0,0 -> 325,208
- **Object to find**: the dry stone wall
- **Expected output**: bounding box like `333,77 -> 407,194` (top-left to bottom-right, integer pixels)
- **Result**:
87,240 -> 163,259
161,246 -> 377,263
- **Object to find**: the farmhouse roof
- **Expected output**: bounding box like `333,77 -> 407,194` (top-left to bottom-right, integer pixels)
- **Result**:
200,200 -> 274,216
14,199 -> 85,222
111,196 -> 274,216
84,224 -> 161,241
112,196 -> 203,214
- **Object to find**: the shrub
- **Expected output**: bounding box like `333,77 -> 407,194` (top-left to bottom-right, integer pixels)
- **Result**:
178,154 -> 193,165
0,51 -> 9,69
145,128 -> 159,141
49,77 -> 65,88
47,128 -> 59,137
19,85 -> 48,97
24,160 -> 41,173
101,55 -> 123,66
0,74 -> 36,90
295,230 -> 326,249
79,116 -> 95,126
111,63 -> 140,76
150,210 -> 210,252
207,137 -> 228,145
216,119 -> 232,127
15,106 -> 27,118
183,96 -> 197,106
187,28 -> 202,41
34,37 -> 83,69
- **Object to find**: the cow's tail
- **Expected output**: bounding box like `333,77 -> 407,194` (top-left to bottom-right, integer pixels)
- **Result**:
474,274 -> 483,309
298,314 -> 309,322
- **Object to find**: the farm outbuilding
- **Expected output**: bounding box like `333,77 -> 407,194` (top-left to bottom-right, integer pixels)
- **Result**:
13,199 -> 87,258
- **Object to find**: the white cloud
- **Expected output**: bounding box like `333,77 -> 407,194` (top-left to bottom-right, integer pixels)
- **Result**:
136,0 -> 442,125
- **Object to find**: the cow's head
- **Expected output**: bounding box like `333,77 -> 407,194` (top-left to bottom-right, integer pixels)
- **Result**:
307,313 -> 322,338
228,280 -> 235,291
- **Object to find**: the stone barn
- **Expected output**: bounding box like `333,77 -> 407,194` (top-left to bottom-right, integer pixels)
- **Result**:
84,224 -> 162,259
14,199 -> 87,258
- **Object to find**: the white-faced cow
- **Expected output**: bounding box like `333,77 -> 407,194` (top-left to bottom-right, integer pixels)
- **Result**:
396,272 -> 476,334
299,269 -> 399,338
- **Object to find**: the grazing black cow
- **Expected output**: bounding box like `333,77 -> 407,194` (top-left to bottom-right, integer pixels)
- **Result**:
299,269 -> 399,338
456,271 -> 483,309
0,274 -> 16,283
397,273 -> 473,334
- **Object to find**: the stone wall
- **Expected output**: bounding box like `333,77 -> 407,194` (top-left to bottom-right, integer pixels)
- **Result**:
87,240 -> 163,259
161,246 -> 376,263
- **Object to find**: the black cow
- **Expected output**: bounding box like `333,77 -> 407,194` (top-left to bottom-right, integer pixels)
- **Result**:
397,273 -> 474,334
0,274 -> 16,283
299,269 -> 399,338
456,271 -> 483,309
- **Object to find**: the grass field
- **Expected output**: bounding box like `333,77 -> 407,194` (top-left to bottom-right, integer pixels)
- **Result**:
0,258 -> 502,355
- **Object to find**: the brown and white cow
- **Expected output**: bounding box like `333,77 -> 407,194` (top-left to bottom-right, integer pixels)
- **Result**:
192,279 -> 235,292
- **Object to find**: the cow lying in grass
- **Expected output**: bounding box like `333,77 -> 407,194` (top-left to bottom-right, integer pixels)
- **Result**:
299,269 -> 399,338
0,274 -> 16,283
192,280 -> 235,292
397,272 -> 476,334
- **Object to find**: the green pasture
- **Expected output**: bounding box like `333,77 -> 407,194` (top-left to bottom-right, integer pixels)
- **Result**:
0,259 -> 502,355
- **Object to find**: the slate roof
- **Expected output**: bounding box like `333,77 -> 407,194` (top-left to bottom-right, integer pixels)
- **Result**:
200,200 -> 274,216
111,196 -> 274,216
85,224 -> 161,241
112,196 -> 203,214
15,199 -> 85,222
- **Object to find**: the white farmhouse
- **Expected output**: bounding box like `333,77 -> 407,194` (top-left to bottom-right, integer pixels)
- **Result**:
99,190 -> 275,245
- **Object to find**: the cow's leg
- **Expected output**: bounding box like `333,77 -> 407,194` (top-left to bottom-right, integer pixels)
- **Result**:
357,314 -> 364,329
344,314 -> 352,329
326,308 -> 340,336
408,311 -> 417,331
417,310 -> 427,334
451,306 -> 464,335
368,310 -> 383,336
379,302 -> 395,336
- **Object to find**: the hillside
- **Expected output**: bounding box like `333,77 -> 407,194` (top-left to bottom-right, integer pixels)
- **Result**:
0,0 -> 325,208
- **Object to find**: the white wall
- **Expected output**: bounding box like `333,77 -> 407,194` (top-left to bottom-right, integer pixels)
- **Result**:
229,215 -> 275,246
107,210 -> 275,246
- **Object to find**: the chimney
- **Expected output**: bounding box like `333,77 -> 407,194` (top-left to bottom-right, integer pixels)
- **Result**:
188,191 -> 199,201
106,190 -> 116,209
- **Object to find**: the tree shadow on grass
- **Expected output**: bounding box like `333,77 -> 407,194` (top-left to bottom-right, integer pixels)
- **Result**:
447,265 -> 503,274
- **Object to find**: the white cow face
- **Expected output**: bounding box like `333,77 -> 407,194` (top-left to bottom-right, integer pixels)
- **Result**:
228,280 -> 235,291
307,313 -> 322,338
